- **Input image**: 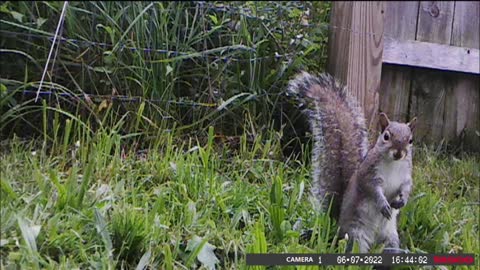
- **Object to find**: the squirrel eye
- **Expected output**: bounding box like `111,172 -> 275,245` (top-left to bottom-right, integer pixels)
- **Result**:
409,138 -> 413,144
383,132 -> 390,141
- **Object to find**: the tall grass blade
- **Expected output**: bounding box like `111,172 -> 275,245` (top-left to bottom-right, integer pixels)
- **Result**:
94,208 -> 113,260
135,250 -> 151,270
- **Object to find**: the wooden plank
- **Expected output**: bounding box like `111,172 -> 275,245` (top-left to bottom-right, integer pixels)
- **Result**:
348,1 -> 385,132
327,2 -> 353,84
380,1 -> 419,123
383,1 -> 419,39
451,1 -> 480,49
410,1 -> 456,145
379,64 -> 413,121
417,1 -> 455,44
327,1 -> 385,134
382,38 -> 480,74
451,75 -> 480,152
410,68 -> 453,143
443,73 -> 457,145
450,1 -> 480,152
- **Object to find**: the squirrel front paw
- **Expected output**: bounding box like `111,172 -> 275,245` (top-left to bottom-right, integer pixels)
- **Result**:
380,203 -> 392,220
390,198 -> 405,209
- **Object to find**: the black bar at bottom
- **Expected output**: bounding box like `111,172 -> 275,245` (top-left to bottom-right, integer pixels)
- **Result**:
246,253 -> 476,266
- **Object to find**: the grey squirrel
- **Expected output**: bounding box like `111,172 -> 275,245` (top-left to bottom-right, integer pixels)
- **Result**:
287,71 -> 416,254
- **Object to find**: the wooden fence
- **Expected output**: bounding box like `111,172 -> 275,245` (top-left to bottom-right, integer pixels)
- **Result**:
326,1 -> 480,152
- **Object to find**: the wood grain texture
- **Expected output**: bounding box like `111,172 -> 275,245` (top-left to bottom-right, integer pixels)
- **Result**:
327,2 -> 353,84
379,64 -> 413,121
450,1 -> 480,152
451,75 -> 480,152
383,1 -> 419,39
327,1 -> 385,134
382,38 -> 480,74
410,1 -> 457,146
417,1 -> 455,44
328,1 -> 479,151
410,68 -> 452,143
380,1 -> 419,123
451,1 -> 480,49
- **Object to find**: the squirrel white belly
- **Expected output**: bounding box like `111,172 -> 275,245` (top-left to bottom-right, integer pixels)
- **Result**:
287,71 -> 416,255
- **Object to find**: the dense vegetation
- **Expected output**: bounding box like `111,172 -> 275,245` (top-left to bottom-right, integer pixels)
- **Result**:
1,1 -> 478,269
1,1 -> 330,145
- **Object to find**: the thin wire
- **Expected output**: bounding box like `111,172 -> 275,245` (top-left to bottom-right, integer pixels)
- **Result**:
0,29 -> 303,62
1,2 -> 397,108
0,24 -> 396,62
10,88 -> 283,107
0,2 -> 391,60
197,1 -> 284,19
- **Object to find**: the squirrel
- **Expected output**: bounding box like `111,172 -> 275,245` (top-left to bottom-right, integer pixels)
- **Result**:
287,71 -> 416,254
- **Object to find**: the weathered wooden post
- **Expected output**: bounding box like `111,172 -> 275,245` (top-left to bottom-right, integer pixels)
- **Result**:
326,1 -> 385,135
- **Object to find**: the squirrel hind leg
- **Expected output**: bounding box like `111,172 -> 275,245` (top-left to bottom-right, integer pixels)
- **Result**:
378,212 -> 401,251
372,234 -> 401,270
343,227 -> 374,253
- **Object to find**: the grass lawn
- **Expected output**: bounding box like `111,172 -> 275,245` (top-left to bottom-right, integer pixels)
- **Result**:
1,1 -> 478,269
1,129 -> 478,269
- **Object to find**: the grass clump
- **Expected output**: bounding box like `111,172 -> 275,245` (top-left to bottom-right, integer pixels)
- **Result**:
110,207 -> 148,267
0,1 -> 331,142
0,131 -> 478,269
0,1 -> 478,270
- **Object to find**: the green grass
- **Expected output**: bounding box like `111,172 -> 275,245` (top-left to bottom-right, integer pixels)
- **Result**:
0,1 -> 479,269
1,1 -> 330,140
0,130 -> 478,269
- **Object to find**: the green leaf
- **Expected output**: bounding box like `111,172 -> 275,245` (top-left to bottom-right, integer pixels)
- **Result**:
10,11 -> 24,23
0,2 -> 9,13
248,217 -> 267,254
94,208 -> 113,258
186,235 -> 219,270
166,64 -> 173,76
17,217 -> 40,252
216,93 -> 254,111
135,250 -> 152,270
96,24 -> 116,43
209,14 -> 218,25
0,178 -> 17,199
93,67 -> 113,74
297,180 -> 305,203
103,51 -> 116,66
0,239 -> 8,247
36,17 -> 47,28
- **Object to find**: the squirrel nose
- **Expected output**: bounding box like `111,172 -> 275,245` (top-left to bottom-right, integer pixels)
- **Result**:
393,151 -> 403,160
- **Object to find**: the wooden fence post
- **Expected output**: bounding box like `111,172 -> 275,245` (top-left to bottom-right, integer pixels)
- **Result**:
327,1 -> 385,136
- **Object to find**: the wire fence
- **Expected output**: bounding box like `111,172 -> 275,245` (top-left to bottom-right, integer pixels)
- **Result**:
9,88 -> 280,108
0,1 -> 395,108
0,29 -> 303,63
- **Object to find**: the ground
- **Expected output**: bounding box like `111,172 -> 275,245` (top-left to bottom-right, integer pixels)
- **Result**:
0,131 -> 478,269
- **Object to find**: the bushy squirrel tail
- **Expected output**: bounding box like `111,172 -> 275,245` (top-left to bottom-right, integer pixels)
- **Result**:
287,71 -> 369,219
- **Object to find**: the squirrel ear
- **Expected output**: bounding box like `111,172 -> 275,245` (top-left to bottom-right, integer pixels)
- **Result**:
379,112 -> 390,133
408,117 -> 417,132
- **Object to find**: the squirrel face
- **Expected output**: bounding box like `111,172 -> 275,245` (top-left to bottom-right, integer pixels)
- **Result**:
376,113 -> 417,161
